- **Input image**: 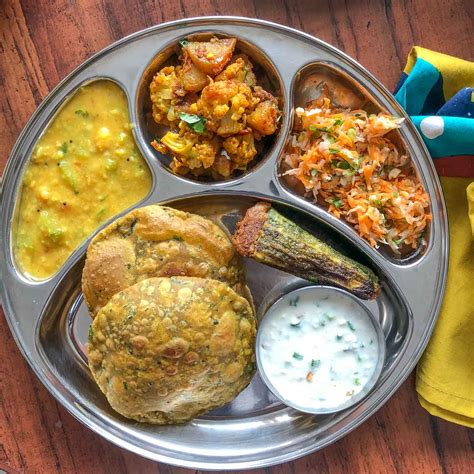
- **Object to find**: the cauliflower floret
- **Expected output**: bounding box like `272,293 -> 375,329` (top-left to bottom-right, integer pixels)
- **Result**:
223,133 -> 257,166
149,66 -> 184,126
211,153 -> 235,177
215,56 -> 256,86
158,127 -> 220,172
196,80 -> 257,136
158,131 -> 196,156
191,140 -> 219,169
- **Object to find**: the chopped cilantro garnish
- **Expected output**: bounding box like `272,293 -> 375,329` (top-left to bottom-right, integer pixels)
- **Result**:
308,125 -> 321,137
179,112 -> 207,133
347,320 -> 356,331
292,352 -> 304,360
354,377 -> 361,386
329,148 -> 339,154
60,142 -> 68,154
334,160 -> 350,169
347,128 -> 357,139
179,38 -> 189,48
336,334 -> 343,341
311,359 -> 321,368
334,118 -> 344,126
310,124 -> 330,133
332,198 -> 343,208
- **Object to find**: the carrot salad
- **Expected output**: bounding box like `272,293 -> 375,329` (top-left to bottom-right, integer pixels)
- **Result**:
283,97 -> 431,252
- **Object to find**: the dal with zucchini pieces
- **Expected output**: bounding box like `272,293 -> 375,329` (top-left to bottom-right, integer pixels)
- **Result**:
14,81 -> 152,279
150,37 -> 281,179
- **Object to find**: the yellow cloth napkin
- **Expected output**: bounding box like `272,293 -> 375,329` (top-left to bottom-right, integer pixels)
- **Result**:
468,182 -> 474,238
416,177 -> 474,428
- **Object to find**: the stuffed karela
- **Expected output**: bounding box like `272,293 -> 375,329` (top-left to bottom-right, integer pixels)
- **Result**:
232,201 -> 380,300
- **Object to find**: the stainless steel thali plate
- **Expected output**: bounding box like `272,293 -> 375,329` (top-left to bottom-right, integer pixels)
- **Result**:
0,17 -> 448,470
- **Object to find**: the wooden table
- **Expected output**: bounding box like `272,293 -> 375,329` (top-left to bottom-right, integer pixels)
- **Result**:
1,1 -> 473,472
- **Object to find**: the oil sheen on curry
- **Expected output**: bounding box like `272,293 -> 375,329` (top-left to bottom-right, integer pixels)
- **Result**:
14,80 -> 152,279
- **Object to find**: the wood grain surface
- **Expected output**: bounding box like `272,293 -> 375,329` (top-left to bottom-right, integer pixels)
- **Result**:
1,1 -> 473,472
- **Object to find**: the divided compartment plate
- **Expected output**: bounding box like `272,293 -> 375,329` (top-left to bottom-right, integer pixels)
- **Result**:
0,17 -> 448,470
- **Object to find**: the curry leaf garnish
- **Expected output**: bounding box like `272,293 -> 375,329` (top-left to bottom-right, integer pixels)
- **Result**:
179,112 -> 207,133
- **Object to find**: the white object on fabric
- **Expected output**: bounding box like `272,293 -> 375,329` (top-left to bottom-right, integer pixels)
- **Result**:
420,116 -> 445,139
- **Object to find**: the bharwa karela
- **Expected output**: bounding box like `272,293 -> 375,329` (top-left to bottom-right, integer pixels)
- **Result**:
232,201 -> 380,300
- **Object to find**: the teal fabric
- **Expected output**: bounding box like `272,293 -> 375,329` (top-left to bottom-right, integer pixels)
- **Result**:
396,58 -> 441,115
410,116 -> 474,157
394,53 -> 474,158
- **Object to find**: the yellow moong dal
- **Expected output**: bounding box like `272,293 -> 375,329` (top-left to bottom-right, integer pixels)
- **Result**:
14,80 -> 152,279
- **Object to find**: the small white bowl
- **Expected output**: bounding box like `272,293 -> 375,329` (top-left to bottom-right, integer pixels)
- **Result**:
256,285 -> 386,415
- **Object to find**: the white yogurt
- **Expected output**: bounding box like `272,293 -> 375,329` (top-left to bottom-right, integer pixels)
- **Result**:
257,287 -> 382,412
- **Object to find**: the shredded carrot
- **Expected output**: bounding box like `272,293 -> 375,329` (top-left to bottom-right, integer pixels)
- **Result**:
284,98 -> 431,252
